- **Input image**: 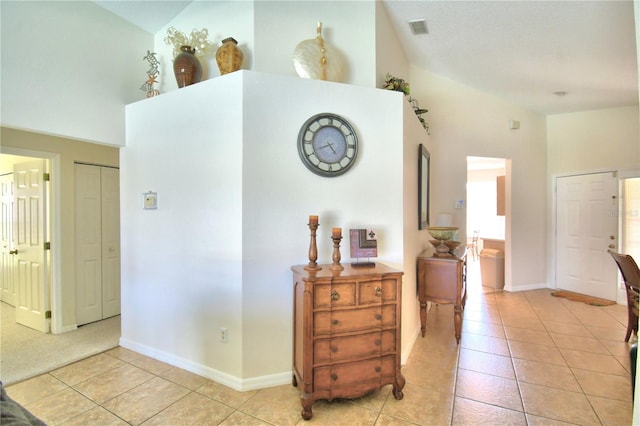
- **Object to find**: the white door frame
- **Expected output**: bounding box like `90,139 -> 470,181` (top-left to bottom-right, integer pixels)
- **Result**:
1,147 -> 63,334
551,169 -> 624,304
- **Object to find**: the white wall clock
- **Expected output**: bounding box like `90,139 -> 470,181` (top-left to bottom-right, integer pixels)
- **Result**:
297,113 -> 358,177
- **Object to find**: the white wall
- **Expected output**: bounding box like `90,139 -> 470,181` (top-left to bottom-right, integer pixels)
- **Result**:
122,71 -> 407,388
123,73 -> 245,379
376,1 -> 410,88
408,67 -> 549,291
0,1 -> 152,146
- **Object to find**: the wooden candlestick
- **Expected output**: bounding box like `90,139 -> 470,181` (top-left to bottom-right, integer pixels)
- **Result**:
305,220 -> 321,271
330,235 -> 344,271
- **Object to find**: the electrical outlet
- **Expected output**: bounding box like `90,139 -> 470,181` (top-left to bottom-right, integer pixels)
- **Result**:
220,327 -> 228,343
454,199 -> 465,209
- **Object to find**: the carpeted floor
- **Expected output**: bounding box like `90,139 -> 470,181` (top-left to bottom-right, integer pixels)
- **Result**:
551,290 -> 617,306
0,302 -> 120,385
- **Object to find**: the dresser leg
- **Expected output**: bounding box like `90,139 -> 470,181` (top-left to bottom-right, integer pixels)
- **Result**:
300,394 -> 313,420
393,372 -> 406,400
420,301 -> 427,337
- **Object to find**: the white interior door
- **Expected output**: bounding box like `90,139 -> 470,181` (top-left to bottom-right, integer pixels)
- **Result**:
556,172 -> 618,300
75,164 -> 102,325
14,160 -> 49,332
1,173 -> 15,306
75,164 -> 120,325
101,167 -> 120,318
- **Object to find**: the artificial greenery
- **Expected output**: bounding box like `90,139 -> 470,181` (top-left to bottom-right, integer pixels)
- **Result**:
383,73 -> 410,96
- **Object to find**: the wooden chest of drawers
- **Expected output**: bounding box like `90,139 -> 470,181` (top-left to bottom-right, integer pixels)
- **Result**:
292,263 -> 405,420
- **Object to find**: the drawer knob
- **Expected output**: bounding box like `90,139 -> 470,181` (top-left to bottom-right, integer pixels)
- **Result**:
375,314 -> 382,320
331,290 -> 340,301
331,346 -> 338,353
375,340 -> 381,346
375,286 -> 382,296
375,366 -> 381,373
332,319 -> 339,325
331,374 -> 338,381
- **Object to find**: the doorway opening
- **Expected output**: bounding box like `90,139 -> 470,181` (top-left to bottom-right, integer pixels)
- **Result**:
466,156 -> 507,291
621,177 -> 640,259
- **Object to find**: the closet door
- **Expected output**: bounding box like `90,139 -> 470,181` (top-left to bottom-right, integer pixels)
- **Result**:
75,164 -> 120,325
101,167 -> 120,318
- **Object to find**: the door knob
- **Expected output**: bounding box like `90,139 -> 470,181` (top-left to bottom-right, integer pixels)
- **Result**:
9,249 -> 18,255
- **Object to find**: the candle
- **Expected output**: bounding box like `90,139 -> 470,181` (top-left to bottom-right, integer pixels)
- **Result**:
309,215 -> 318,225
332,227 -> 342,238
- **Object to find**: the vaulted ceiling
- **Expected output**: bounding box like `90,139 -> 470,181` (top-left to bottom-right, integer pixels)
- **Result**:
93,0 -> 638,115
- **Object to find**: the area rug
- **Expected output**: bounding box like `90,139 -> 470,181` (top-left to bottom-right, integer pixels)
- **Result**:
550,290 -> 616,306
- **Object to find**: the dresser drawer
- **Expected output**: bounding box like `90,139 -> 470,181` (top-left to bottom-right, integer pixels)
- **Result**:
358,278 -> 397,305
314,355 -> 396,389
314,282 -> 356,308
314,330 -> 396,364
314,305 -> 396,335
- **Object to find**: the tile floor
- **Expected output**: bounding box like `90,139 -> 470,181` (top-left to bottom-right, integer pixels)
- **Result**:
4,261 -> 636,425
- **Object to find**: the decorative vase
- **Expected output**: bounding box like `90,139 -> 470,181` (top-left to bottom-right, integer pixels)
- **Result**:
173,45 -> 202,88
215,37 -> 243,75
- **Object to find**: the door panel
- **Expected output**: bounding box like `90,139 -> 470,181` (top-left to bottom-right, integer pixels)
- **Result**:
14,160 -> 49,332
75,164 -> 120,325
101,167 -> 120,318
1,173 -> 15,305
556,172 -> 618,300
75,164 -> 102,325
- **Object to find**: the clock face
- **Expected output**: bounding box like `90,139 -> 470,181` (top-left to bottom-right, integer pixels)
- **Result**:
297,113 -> 358,177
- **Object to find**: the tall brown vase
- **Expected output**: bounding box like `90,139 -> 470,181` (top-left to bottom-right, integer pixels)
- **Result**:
215,37 -> 243,75
173,45 -> 202,88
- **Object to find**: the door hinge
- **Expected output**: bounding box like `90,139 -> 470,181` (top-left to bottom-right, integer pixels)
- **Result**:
44,242 -> 51,250
43,173 -> 50,182
45,310 -> 51,319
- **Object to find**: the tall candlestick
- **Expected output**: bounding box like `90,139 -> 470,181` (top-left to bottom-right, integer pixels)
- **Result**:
305,218 -> 321,271
330,234 -> 344,272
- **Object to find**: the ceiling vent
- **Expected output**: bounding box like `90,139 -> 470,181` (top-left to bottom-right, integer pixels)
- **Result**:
408,19 -> 428,35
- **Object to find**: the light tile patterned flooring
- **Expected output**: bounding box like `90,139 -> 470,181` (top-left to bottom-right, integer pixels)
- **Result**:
5,261 -> 636,425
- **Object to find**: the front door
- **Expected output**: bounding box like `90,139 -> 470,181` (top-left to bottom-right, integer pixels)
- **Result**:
14,160 -> 49,332
556,172 -> 618,300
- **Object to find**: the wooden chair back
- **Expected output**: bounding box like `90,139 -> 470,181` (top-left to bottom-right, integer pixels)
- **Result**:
608,250 -> 640,341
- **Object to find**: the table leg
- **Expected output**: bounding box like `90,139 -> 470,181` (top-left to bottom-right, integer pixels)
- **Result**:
454,303 -> 462,344
420,301 -> 427,337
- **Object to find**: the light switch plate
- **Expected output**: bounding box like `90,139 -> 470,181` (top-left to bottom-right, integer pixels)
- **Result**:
143,191 -> 157,209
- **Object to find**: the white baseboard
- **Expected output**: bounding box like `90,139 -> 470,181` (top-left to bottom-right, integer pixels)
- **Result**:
57,324 -> 78,334
504,282 -> 548,292
119,338 -> 291,392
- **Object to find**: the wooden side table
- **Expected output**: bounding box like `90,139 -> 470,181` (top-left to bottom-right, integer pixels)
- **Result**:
416,248 -> 467,343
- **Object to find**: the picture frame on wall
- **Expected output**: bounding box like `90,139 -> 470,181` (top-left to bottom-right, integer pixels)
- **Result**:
418,144 -> 430,230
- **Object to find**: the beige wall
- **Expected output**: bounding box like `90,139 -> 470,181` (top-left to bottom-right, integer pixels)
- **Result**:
547,106 -> 639,176
409,67 -> 549,291
1,127 -> 119,331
